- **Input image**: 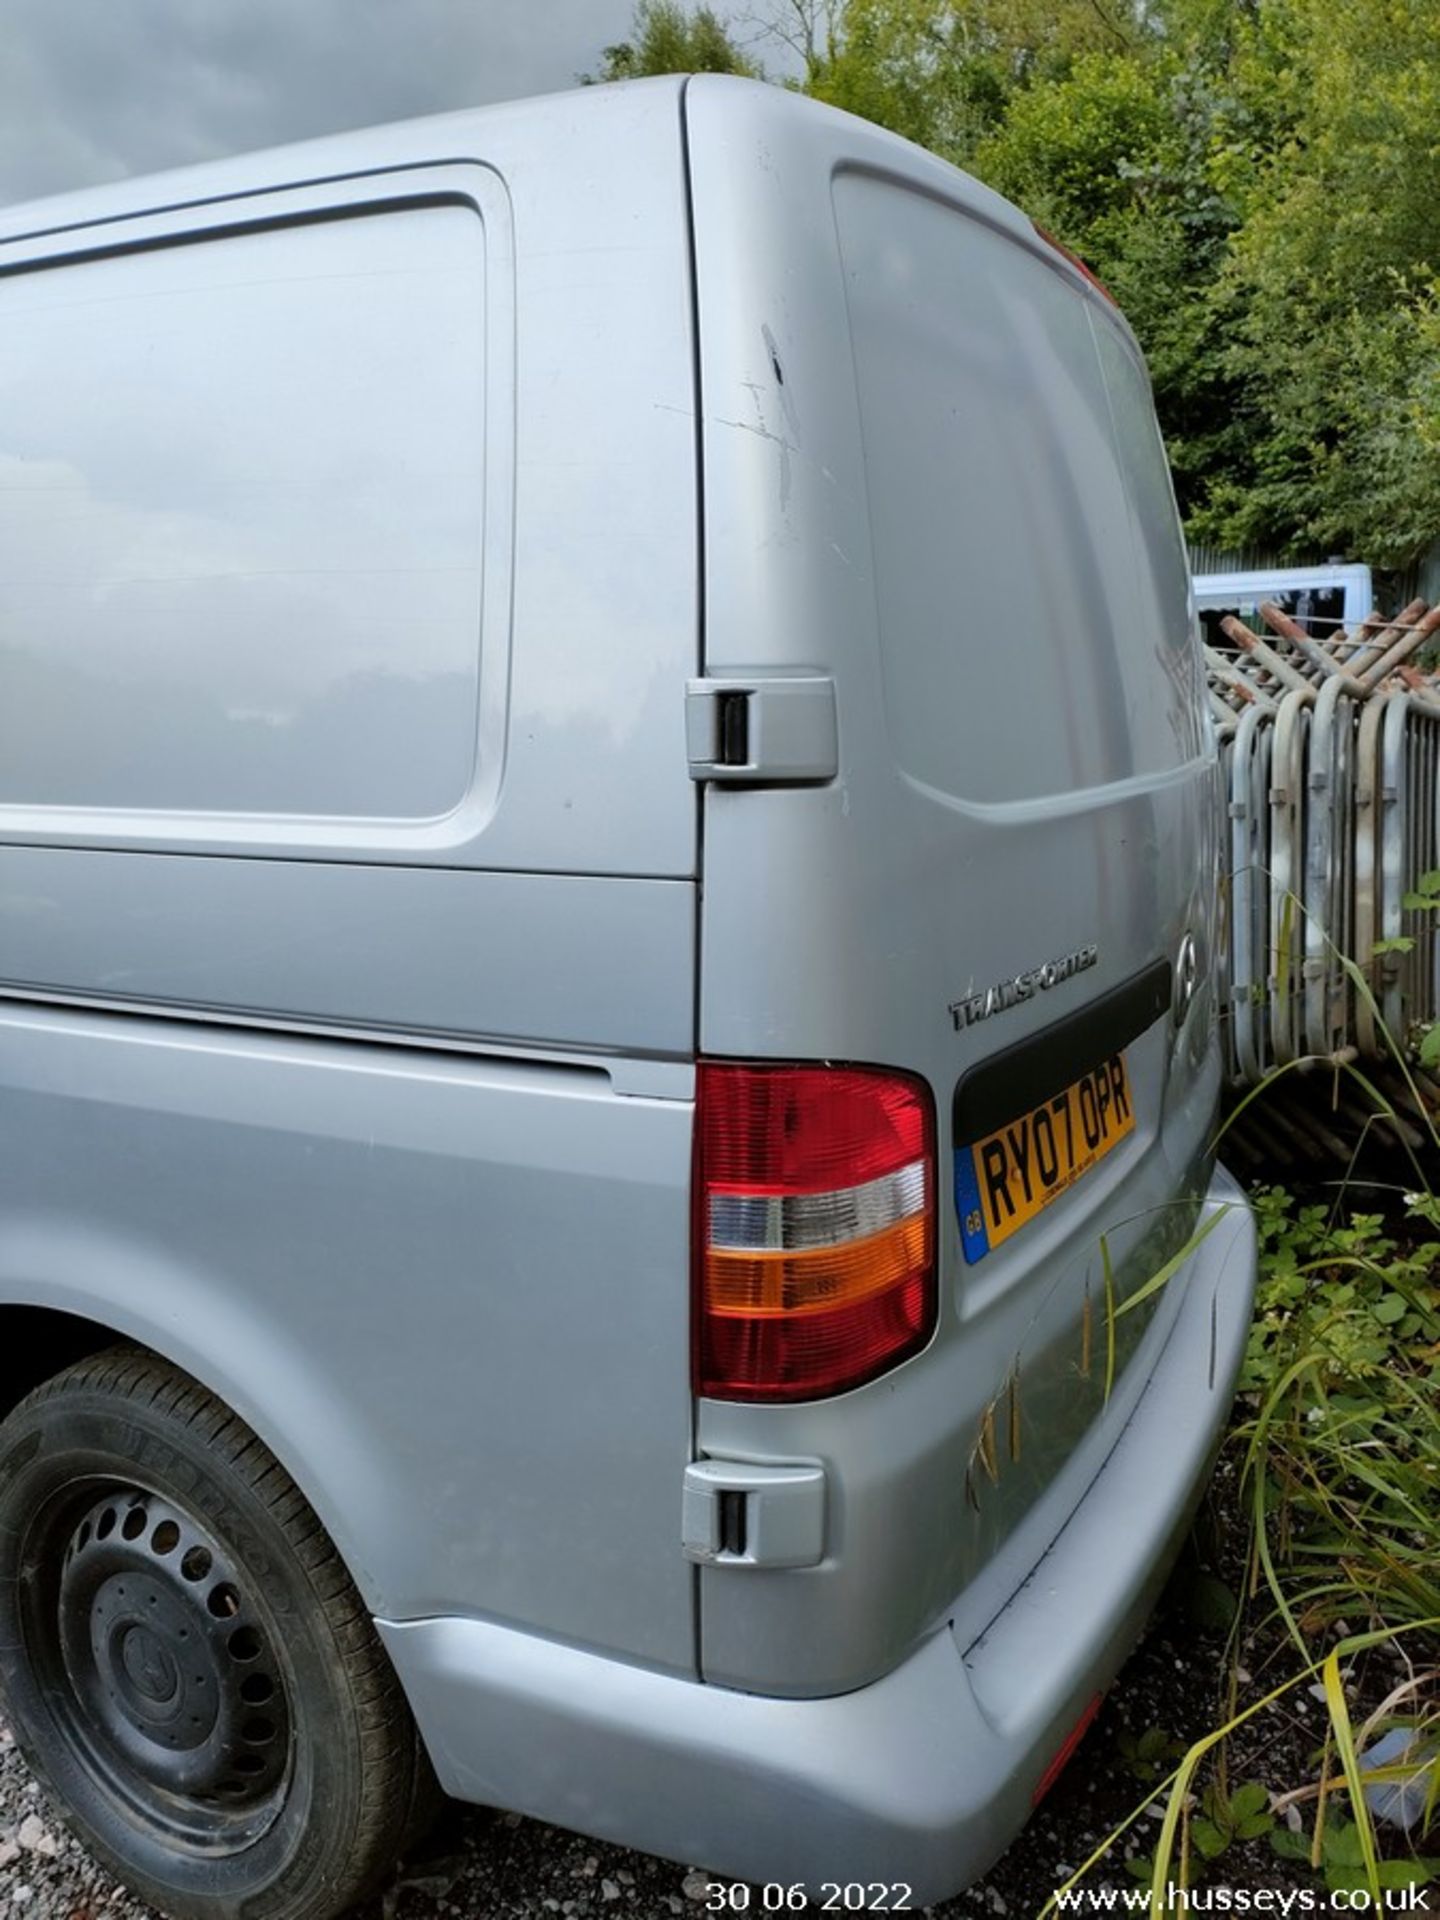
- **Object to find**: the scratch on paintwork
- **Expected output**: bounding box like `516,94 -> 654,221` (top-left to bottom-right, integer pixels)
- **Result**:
714,415 -> 797,454
975,1404 -> 999,1486
714,412 -> 797,511
763,323 -> 803,442
829,540 -> 851,567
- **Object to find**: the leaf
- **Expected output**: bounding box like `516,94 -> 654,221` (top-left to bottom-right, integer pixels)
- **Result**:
1320,1654 -> 1382,1902
1323,1822 -> 1365,1868
1231,1782 -> 1275,1837
1416,869 -> 1440,895
1373,1291 -> 1408,1324
1192,1817 -> 1230,1860
1186,1572 -> 1239,1631
1400,892 -> 1440,911
1231,1782 -> 1270,1821
1421,1024 -> 1440,1068
1271,1827 -> 1311,1862
1236,1809 -> 1275,1839
1326,1866 -> 1370,1894
1372,937 -> 1415,955
1377,1860 -> 1440,1891
1111,1204 -> 1231,1322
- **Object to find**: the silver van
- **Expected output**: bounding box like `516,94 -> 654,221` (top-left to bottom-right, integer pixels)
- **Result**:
0,75 -> 1256,1919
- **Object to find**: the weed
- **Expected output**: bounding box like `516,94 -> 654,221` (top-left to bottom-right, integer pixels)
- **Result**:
1042,1179 -> 1440,1917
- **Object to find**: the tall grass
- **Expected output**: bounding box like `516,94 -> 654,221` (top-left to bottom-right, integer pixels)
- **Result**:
1042,913 -> 1440,1915
1041,1171 -> 1440,1913
1239,1187 -> 1440,1644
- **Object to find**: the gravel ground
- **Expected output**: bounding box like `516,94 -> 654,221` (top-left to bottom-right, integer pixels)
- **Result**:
0,1540 -> 1430,1920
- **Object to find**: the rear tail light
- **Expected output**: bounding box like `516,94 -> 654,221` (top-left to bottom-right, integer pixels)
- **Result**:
694,1062 -> 937,1403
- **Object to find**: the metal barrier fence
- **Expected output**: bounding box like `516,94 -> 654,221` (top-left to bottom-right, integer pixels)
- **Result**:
1209,599 -> 1440,1089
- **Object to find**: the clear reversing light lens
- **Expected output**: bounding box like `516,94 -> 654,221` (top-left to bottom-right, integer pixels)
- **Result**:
695,1062 -> 937,1403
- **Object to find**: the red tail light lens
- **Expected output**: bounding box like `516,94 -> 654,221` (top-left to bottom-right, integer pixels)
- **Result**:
694,1062 -> 937,1403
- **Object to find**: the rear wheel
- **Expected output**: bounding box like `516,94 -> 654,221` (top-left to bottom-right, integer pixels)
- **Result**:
0,1347 -> 437,1920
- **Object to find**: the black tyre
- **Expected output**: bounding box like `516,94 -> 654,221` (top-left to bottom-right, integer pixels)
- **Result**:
0,1346 -> 438,1920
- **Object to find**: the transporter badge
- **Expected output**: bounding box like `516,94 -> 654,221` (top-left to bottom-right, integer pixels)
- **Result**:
948,945 -> 1099,1032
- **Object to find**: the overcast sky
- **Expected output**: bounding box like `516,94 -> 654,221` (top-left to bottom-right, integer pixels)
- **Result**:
0,0 -> 661,206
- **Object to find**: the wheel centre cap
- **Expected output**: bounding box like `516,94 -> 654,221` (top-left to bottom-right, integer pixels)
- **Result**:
119,1624 -> 181,1707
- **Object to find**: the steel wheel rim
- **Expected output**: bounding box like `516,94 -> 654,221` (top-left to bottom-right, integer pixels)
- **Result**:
22,1478 -> 294,1855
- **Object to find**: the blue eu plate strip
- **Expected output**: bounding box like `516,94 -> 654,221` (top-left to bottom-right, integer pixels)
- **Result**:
953,1149 -> 990,1265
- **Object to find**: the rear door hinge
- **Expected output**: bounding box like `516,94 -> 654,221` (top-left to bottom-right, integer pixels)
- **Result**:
685,674 -> 838,785
681,1458 -> 826,1569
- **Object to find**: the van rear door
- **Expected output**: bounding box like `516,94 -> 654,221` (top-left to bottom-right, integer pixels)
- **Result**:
685,77 -> 1220,1696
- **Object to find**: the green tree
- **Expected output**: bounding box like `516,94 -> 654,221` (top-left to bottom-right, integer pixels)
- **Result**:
589,0 -> 761,80
970,49 -> 1245,521
1191,0 -> 1440,563
810,0 -> 1147,161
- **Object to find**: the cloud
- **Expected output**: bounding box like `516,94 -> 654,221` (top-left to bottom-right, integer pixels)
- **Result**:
0,0 -> 640,205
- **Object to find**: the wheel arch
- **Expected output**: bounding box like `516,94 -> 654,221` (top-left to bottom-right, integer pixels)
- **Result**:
0,1273 -> 399,1619
0,1303 -> 124,1424
0,1311 -> 439,1913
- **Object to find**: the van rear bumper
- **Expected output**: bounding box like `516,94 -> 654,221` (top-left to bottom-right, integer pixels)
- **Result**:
379,1164 -> 1256,1904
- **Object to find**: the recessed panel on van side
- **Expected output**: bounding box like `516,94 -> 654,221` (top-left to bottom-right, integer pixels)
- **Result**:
687,78 -> 1220,1694
0,206 -> 486,822
836,171 -> 1200,808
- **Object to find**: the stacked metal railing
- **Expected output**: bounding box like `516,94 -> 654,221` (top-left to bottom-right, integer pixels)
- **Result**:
1208,600 -> 1440,1122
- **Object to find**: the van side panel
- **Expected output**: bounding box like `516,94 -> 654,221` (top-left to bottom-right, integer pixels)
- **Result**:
0,852 -> 694,1057
0,1004 -> 697,1673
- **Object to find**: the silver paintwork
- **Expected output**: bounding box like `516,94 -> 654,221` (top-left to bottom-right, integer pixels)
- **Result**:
0,73 -> 1254,1903
0,194 -> 489,824
0,849 -> 694,1057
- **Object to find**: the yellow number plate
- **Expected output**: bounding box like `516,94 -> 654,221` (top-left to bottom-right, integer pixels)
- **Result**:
955,1052 -> 1134,1263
